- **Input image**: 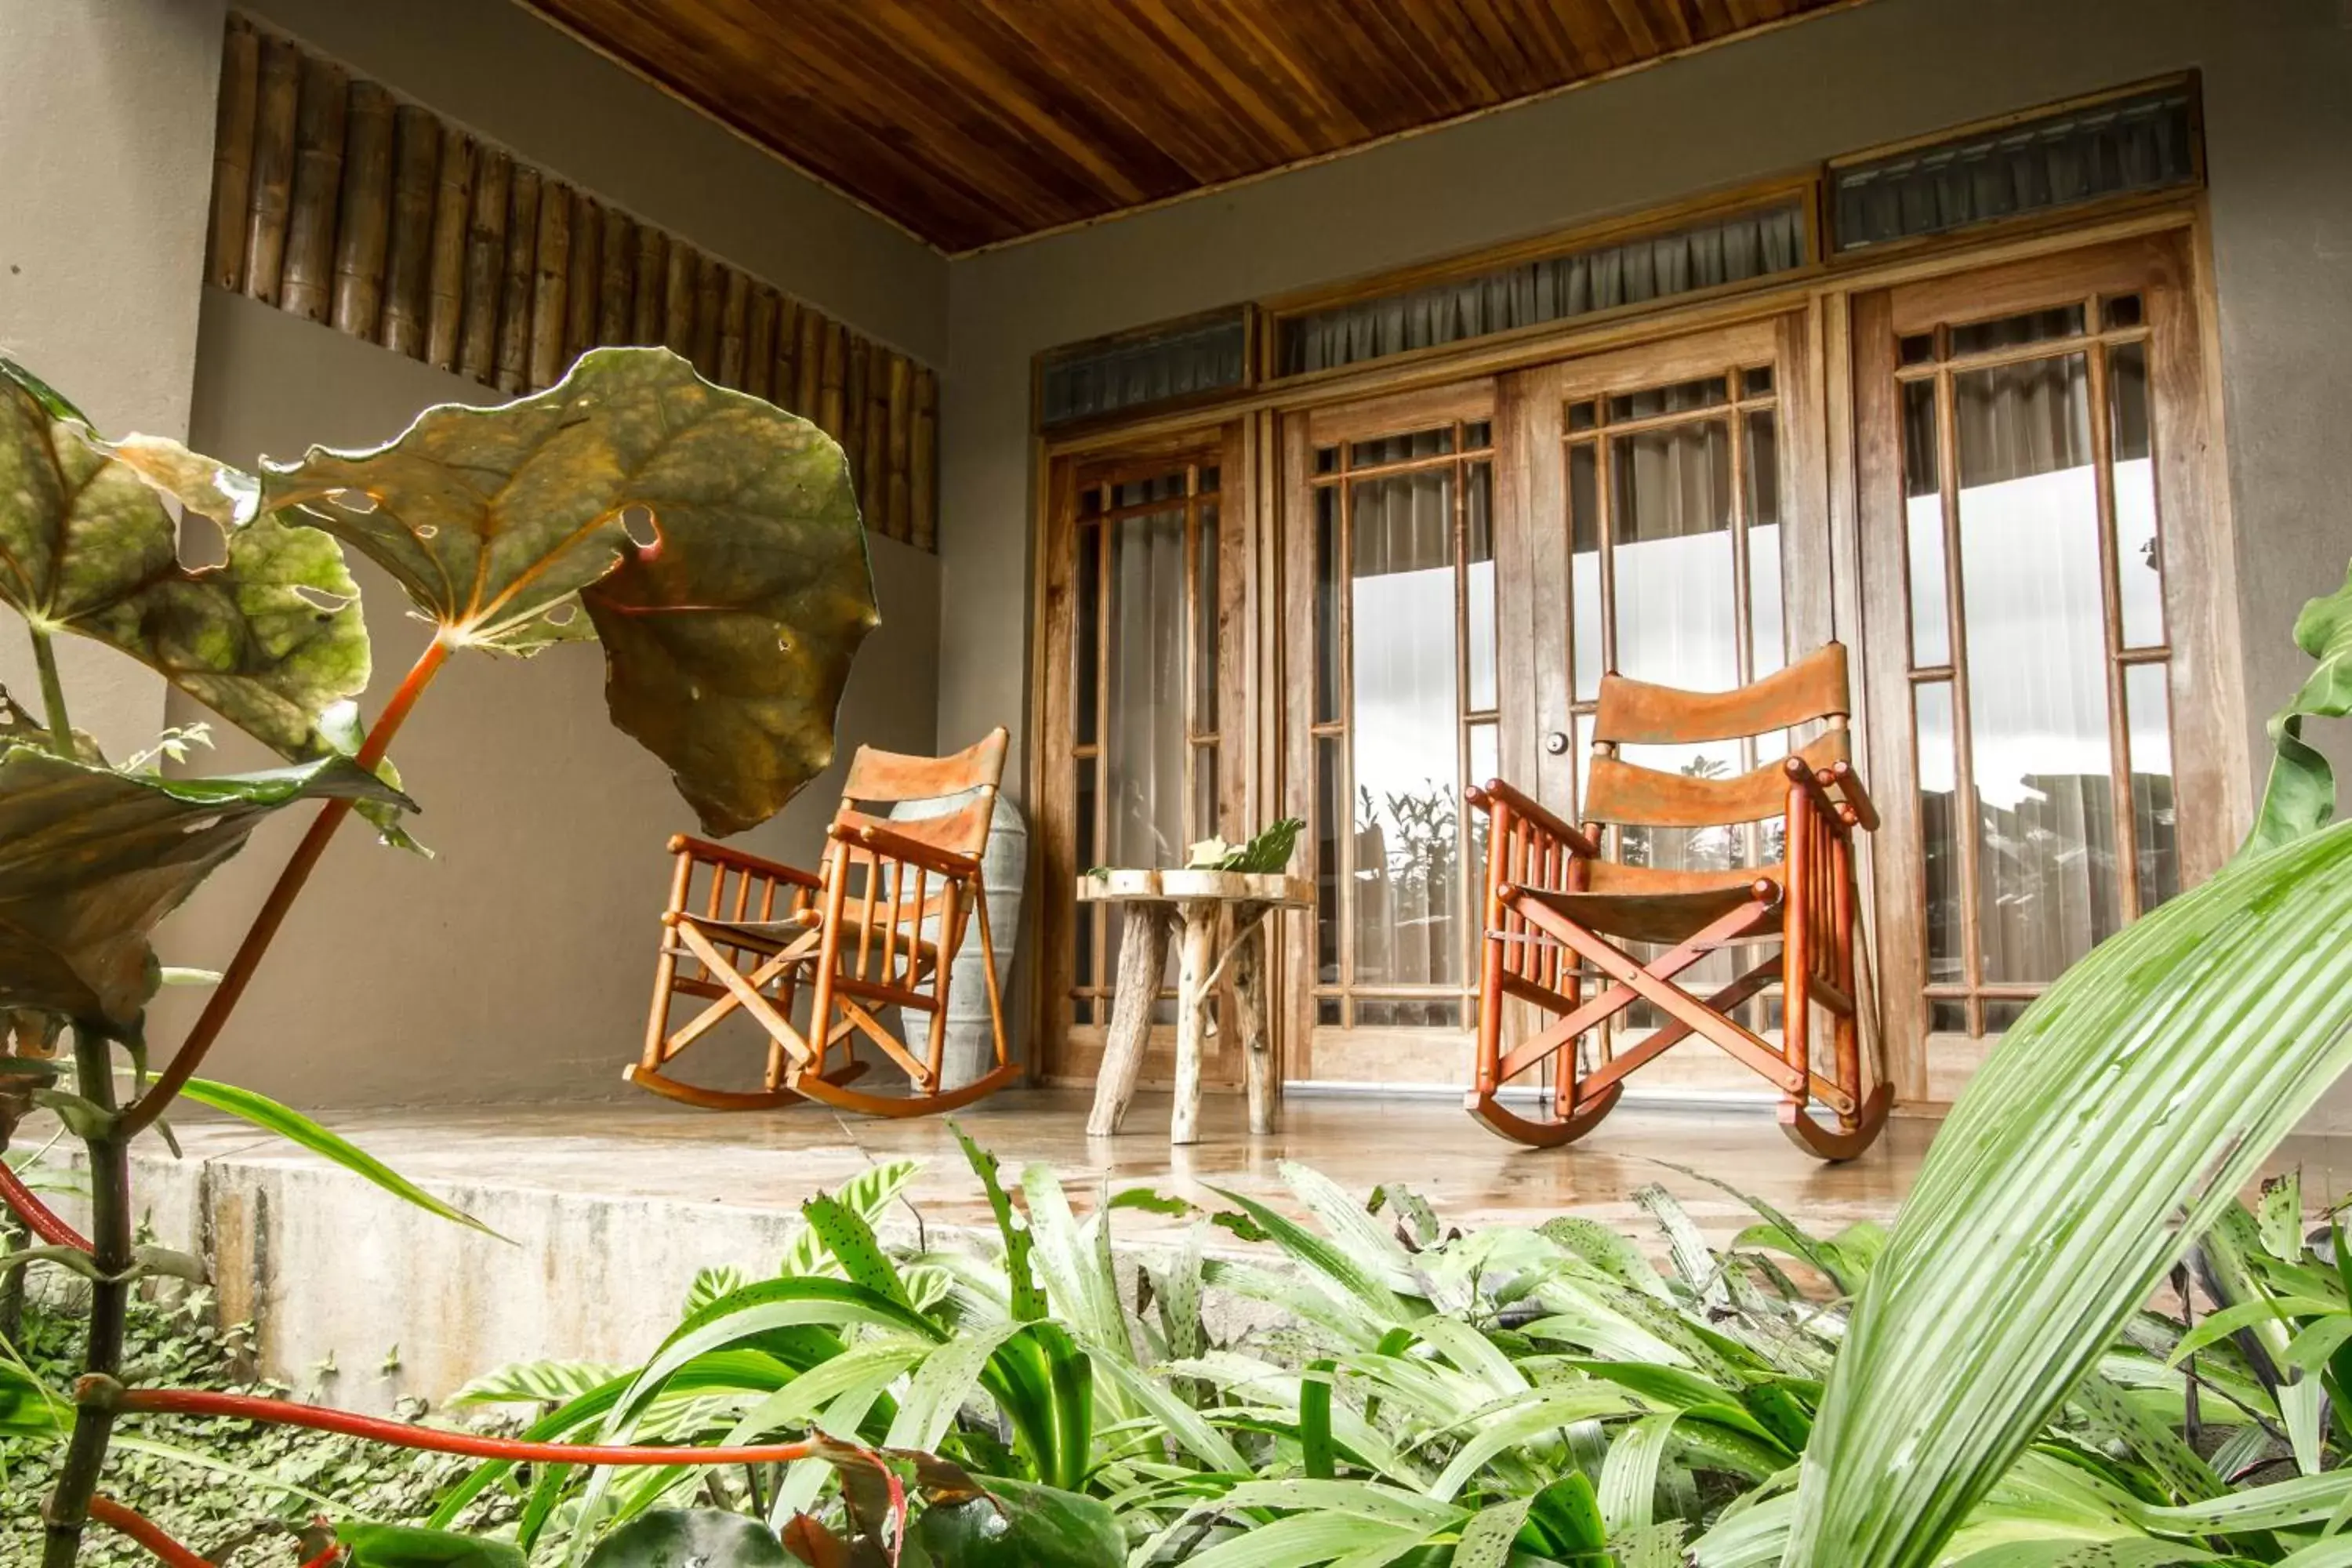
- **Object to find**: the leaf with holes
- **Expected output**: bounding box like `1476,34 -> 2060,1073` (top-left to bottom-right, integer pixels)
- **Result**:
0,355 -> 371,759
0,746 -> 411,1025
581,1510 -> 792,1568
909,1476 -> 1123,1568
259,347 -> 877,834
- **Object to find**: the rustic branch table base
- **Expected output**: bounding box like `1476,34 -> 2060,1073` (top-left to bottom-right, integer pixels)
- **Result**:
1080,870 -> 1308,1145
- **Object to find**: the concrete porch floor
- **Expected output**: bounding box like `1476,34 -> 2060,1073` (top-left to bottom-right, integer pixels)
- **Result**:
67,1089 -> 2352,1413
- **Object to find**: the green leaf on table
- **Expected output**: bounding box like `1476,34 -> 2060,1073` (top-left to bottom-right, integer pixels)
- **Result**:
0,355 -> 372,759
338,1522 -> 525,1568
171,1075 -> 500,1237
259,347 -> 878,836
0,746 -> 410,1025
583,1510 -> 792,1568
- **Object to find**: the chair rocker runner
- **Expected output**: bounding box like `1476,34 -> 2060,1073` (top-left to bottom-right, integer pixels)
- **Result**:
1466,644 -> 1891,1160
630,728 -> 1021,1116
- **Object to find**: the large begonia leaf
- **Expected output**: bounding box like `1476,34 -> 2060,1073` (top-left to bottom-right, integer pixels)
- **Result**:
2246,561 -> 2352,855
259,347 -> 877,835
0,356 -> 370,759
0,743 -> 412,1027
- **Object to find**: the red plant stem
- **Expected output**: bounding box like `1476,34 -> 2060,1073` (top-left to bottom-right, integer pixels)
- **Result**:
0,1160 -> 89,1251
84,1497 -> 210,1568
297,1541 -> 345,1568
114,1385 -> 873,1469
121,638 -> 453,1138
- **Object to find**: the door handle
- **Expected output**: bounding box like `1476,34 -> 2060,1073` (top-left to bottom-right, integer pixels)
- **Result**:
1544,730 -> 1570,756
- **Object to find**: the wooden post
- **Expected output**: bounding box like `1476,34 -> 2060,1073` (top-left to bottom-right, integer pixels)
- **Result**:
330,80 -> 395,338
774,298 -> 802,409
597,207 -> 634,346
1086,905 -> 1169,1138
564,190 -> 601,364
528,180 -> 572,390
279,55 -> 350,323
423,128 -> 474,371
207,17 -> 261,292
717,270 -> 751,388
793,307 -> 825,416
631,227 -> 667,346
690,252 -> 725,376
494,166 -> 542,393
744,288 -> 779,401
1171,902 -> 1218,1146
911,368 -> 938,552
662,241 -> 696,354
843,336 -> 870,494
380,104 -> 441,358
243,34 -> 301,304
457,147 -> 509,383
1231,906 -> 1276,1135
862,374 -> 891,534
817,321 -> 847,439
885,354 -> 913,543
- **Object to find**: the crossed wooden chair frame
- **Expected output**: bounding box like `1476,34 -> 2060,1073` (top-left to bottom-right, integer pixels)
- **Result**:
1465,644 -> 1893,1161
629,728 -> 1020,1117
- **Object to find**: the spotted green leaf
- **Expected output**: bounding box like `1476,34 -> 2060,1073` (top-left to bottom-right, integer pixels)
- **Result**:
260,347 -> 877,835
0,355 -> 371,759
0,746 -> 411,1025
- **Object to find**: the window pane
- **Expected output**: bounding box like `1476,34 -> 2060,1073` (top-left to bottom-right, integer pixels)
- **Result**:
1570,442 -> 1602,701
1074,760 -> 1097,985
2107,341 -> 2165,648
1314,486 -> 1341,724
1315,735 -> 1342,985
1105,495 -> 1189,870
1074,522 -> 1101,744
1745,408 -> 1784,677
1192,742 -> 1220,846
1982,999 -> 2031,1033
1610,375 -> 1728,422
2125,661 -> 2180,913
1953,351 -> 2123,983
1568,399 -> 1598,433
1929,998 -> 1970,1035
1902,379 -> 1950,668
1356,999 -> 1463,1028
2102,293 -> 2143,330
1915,679 -> 1962,985
1352,426 -> 1452,467
1468,720 -> 1497,926
1348,462 -> 1462,989
1742,365 -> 1775,397
1194,500 -> 1221,731
1950,303 -> 2085,357
1466,460 -> 1496,712
1610,418 -> 1738,689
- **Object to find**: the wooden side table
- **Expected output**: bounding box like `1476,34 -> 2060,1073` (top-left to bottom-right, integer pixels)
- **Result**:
1078,869 -> 1311,1145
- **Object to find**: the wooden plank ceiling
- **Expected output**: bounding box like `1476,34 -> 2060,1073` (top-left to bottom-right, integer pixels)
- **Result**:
518,0 -> 1854,253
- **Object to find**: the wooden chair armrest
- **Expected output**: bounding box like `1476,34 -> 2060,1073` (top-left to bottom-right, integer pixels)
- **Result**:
666,833 -> 822,889
1822,760 -> 1880,833
831,820 -> 982,880
1467,777 -> 1602,859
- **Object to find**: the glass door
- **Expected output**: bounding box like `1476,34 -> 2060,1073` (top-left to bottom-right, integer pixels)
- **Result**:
1856,234 -> 2242,1101
1279,383 -> 1499,1086
1509,316 -> 1831,1090
1036,426 -> 1250,1085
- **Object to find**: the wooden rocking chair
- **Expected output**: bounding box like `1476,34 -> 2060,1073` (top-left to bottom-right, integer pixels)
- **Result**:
628,728 -> 1021,1116
1465,644 -> 1891,1160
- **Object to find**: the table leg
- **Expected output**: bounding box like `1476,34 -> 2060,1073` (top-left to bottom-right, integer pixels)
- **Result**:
1231,907 -> 1276,1135
1171,900 -> 1217,1146
1085,903 -> 1168,1138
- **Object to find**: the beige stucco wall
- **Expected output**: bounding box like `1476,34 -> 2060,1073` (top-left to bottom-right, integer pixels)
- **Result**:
0,0 -> 227,757
149,291 -> 941,1107
936,0 -> 2352,1096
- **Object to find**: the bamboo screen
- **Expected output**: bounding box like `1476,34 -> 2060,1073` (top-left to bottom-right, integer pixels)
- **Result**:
204,13 -> 939,552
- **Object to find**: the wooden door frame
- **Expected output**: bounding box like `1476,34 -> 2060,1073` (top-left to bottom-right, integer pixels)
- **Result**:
1276,375 -> 1501,1087
1031,419 -> 1257,1088
1851,227 -> 2249,1105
